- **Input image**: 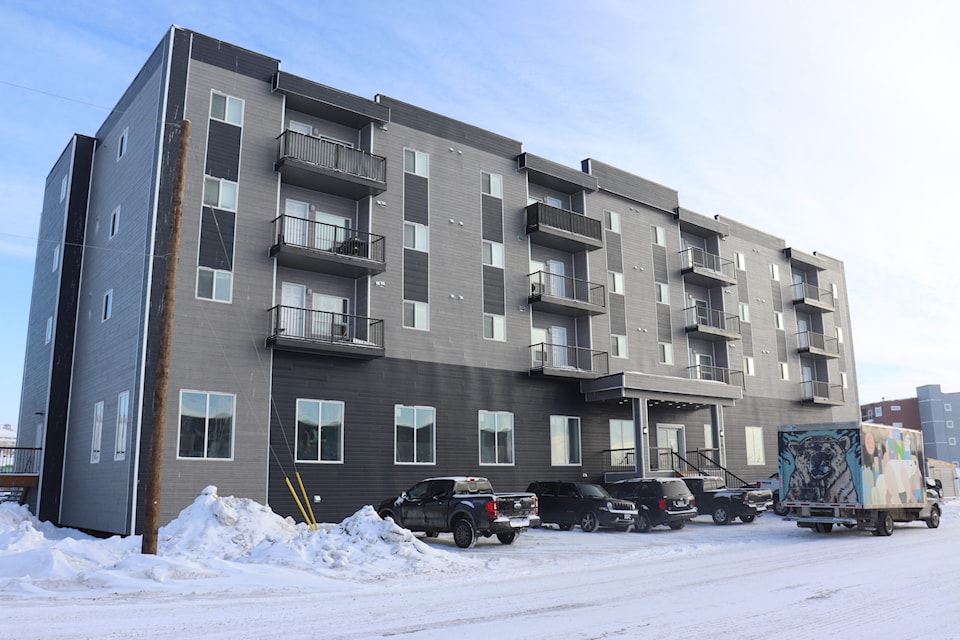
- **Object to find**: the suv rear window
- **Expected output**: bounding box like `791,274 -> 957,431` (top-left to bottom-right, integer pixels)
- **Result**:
660,480 -> 693,499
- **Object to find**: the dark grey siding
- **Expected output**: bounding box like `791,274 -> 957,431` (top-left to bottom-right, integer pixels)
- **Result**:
482,266 -> 505,315
197,208 -> 236,269
481,195 -> 503,242
403,249 -> 429,302
404,173 -> 428,225
205,120 -> 241,181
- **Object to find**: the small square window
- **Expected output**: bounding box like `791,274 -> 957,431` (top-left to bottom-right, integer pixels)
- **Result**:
651,225 -> 666,246
947,420 -> 954,428
481,172 -> 503,198
403,222 -> 429,252
611,335 -> 627,359
608,271 -> 624,295
117,128 -> 128,160
102,290 -> 113,321
604,210 -> 621,234
482,240 -> 504,268
770,264 -> 780,281
891,405 -> 901,411
404,149 -> 429,177
945,403 -> 952,412
949,437 -> 957,446
655,282 -> 669,304
404,301 -> 429,330
210,93 -> 244,126
197,268 -> 232,302
110,206 -> 120,238
658,342 -> 673,365
743,356 -> 755,376
483,314 -> 505,341
203,176 -> 238,211
875,406 -> 883,417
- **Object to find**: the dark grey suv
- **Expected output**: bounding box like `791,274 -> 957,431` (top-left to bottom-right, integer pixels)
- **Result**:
607,478 -> 697,532
527,481 -> 637,532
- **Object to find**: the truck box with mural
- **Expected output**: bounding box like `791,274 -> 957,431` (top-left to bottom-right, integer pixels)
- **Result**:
778,422 -> 942,536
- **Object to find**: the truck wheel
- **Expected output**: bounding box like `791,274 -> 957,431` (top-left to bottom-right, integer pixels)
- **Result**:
740,514 -> 756,523
773,500 -> 789,517
926,505 -> 941,529
633,512 -> 651,533
712,504 -> 732,526
580,511 -> 600,533
496,531 -> 517,545
814,523 -> 833,533
668,522 -> 685,530
452,518 -> 477,549
877,511 -> 894,537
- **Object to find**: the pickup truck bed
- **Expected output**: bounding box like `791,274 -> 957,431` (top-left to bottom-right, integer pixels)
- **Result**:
681,475 -> 772,525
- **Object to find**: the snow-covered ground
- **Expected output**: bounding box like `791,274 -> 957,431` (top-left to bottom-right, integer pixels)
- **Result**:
2,486 -> 958,640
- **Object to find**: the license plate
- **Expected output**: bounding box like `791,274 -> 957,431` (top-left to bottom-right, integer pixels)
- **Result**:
677,500 -> 688,507
510,517 -> 530,528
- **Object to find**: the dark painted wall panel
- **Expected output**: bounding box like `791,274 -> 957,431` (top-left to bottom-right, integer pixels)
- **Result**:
404,173 -> 429,224
198,207 -> 236,269
482,266 -> 505,315
403,249 -> 428,302
481,195 -> 503,242
189,30 -> 279,81
205,119 -> 241,181
609,294 -> 626,335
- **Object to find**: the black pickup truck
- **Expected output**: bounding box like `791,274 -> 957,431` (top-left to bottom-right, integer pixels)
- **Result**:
378,477 -> 540,548
681,475 -> 773,525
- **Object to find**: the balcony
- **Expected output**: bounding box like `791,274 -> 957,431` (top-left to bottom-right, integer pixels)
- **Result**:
266,305 -> 384,359
800,381 -> 845,405
791,282 -> 835,313
687,364 -> 744,387
270,216 -> 385,278
528,271 -> 605,317
529,343 -> 609,379
0,447 -> 41,504
797,331 -> 840,359
680,247 -> 737,287
684,306 -> 741,341
525,202 -> 603,252
275,131 -> 386,198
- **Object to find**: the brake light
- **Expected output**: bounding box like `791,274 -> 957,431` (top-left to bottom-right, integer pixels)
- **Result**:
487,500 -> 499,519
658,498 -> 667,510
534,496 -> 539,515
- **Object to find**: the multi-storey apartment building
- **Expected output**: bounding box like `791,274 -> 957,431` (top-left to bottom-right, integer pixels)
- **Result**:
863,384 -> 960,465
18,27 -> 860,535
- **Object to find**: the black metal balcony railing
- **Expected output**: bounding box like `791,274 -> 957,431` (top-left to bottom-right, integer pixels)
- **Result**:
680,247 -> 736,279
528,271 -> 605,307
529,343 -> 609,376
277,130 -> 386,183
268,305 -> 384,348
525,202 -> 603,248
684,306 -> 741,335
801,380 -> 845,403
797,331 -> 840,356
687,365 -> 744,387
0,447 -> 42,475
272,215 -> 385,263
601,447 -> 636,473
791,282 -> 835,309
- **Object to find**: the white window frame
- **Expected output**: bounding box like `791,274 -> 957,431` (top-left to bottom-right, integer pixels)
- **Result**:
481,172 -> 503,198
102,289 -> 113,322
295,399 -> 345,463
774,311 -> 784,331
891,405 -> 901,412
743,356 -> 756,376
115,391 -> 129,461
651,225 -> 666,246
60,175 -> 68,202
770,264 -> 780,281
658,342 -> 674,365
947,420 -> 954,428
949,437 -> 957,446
550,415 -> 582,466
210,92 -> 244,126
611,334 -> 628,359
45,317 -> 53,344
945,403 -> 953,412
840,372 -> 849,389
483,313 -> 506,341
745,426 -> 765,465
604,210 -> 621,234
482,240 -> 504,268
403,301 -> 429,331
735,252 -> 746,271
655,282 -> 670,304
836,327 -> 844,344
177,390 -> 236,460
404,148 -> 429,177
91,401 -> 104,464
403,221 -> 429,252
117,128 -> 128,161
395,405 -> 436,464
110,206 -> 120,239
739,302 -> 751,323
479,410 -> 514,465
779,362 -> 789,381
202,176 -> 238,211
52,244 -> 60,272
196,267 -> 233,303
875,406 -> 883,417
608,271 -> 624,295
832,283 -> 840,300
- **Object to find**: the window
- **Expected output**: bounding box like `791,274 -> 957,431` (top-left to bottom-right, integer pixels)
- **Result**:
115,391 -> 129,461
658,342 -> 674,365
481,172 -> 503,198
483,314 -> 505,341
550,416 -> 581,465
745,426 -> 765,465
203,176 -> 238,211
479,411 -> 514,465
840,372 -> 849,389
832,283 -> 840,300
774,311 -> 784,331
296,399 -> 344,463
403,222 -> 429,252
891,405 -> 901,412
60,175 -> 68,202
945,403 -> 952,412
836,327 -> 844,344
91,401 -> 104,464
604,210 -> 621,234
893,422 -> 903,427
482,240 -> 504,268
403,149 -> 429,177
739,302 -> 751,323
395,405 -> 435,464
289,120 -> 312,135
545,196 -> 563,208
110,206 -> 120,238
102,290 -> 113,321
117,128 -> 128,160
197,268 -> 232,302
735,252 -> 746,271
875,406 -> 883,417
655,282 -> 669,304
52,244 -> 60,272
770,264 -> 780,281
779,362 -> 789,381
947,421 -> 954,428
743,356 -> 756,376
178,391 -> 235,459
403,301 -> 429,330
45,317 -> 53,344
949,437 -> 957,446
210,92 -> 243,126
611,334 -> 627,359
651,225 -> 666,246
608,271 -> 624,295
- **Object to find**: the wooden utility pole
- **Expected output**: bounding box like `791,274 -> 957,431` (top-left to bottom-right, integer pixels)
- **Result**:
142,119 -> 190,554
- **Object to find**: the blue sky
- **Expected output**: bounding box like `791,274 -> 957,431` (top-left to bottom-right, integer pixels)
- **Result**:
2,1 -> 959,428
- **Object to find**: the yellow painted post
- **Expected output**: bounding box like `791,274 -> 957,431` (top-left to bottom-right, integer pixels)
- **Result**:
296,471 -> 318,530
284,477 -> 311,527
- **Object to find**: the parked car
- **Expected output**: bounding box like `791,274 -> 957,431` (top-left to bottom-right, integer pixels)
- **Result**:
606,478 -> 698,532
681,475 -> 773,525
377,477 -> 540,549
527,481 -> 637,532
751,472 -> 788,516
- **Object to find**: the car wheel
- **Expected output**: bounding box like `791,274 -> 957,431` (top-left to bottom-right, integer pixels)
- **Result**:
773,500 -> 789,516
668,522 -> 685,530
496,531 -> 517,545
926,504 -> 941,529
740,514 -> 756,523
877,511 -> 894,537
379,510 -> 396,523
558,523 -> 573,531
712,504 -> 731,526
633,512 -> 652,533
452,518 -> 477,549
814,523 -> 833,533
580,511 -> 600,533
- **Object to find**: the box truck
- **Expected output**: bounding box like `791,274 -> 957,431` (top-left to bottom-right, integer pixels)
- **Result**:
778,422 -> 941,536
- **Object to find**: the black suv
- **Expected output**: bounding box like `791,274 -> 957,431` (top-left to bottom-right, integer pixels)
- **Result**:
527,481 -> 637,532
606,478 -> 698,532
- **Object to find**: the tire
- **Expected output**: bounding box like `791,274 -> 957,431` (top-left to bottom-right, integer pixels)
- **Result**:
496,531 -> 517,545
668,522 -> 685,530
877,511 -> 894,537
712,504 -> 732,526
814,523 -> 833,533
740,514 -> 756,523
633,512 -> 652,533
580,511 -> 600,533
558,523 -> 573,531
773,500 -> 789,517
379,510 -> 396,523
452,518 -> 477,549
926,504 -> 941,529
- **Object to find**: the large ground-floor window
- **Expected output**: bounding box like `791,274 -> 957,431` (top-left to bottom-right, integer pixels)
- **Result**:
550,415 -> 581,465
178,390 -> 235,459
395,405 -> 435,464
296,399 -> 344,463
479,411 -> 514,465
